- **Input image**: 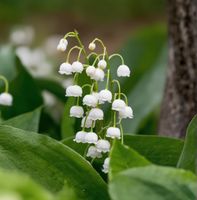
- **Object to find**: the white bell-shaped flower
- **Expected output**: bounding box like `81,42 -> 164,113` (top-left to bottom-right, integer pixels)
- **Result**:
96,139 -> 110,153
98,89 -> 112,104
84,132 -> 98,144
81,116 -> 95,128
86,146 -> 102,158
119,106 -> 133,119
72,61 -> 83,73
86,65 -> 96,77
66,85 -> 82,97
88,43 -> 96,51
112,99 -> 126,111
117,64 -> 130,77
88,108 -> 104,120
0,92 -> 13,106
91,68 -> 104,81
57,38 -> 68,52
73,131 -> 86,143
98,59 -> 107,69
83,94 -> 98,107
59,62 -> 72,75
70,106 -> 84,118
106,127 -> 121,139
102,157 -> 110,173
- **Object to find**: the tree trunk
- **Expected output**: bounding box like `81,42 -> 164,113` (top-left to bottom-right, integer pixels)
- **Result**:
159,0 -> 197,138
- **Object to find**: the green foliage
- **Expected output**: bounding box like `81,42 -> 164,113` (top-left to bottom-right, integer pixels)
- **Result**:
124,135 -> 184,166
177,115 -> 197,173
1,107 -> 42,132
0,125 -> 109,200
109,165 -> 197,200
109,140 -> 150,178
0,168 -> 53,200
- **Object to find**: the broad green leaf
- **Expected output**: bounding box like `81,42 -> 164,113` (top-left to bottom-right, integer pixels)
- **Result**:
124,135 -> 184,166
36,78 -> 66,102
177,115 -> 197,173
61,97 -> 76,139
62,136 -> 88,156
109,140 -> 150,179
0,125 -> 109,200
0,168 -> 53,200
109,165 -> 197,200
1,56 -> 43,119
1,107 -> 42,132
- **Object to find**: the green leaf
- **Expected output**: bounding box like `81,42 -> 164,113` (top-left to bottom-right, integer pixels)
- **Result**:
0,125 -> 109,200
61,97 -> 76,139
177,115 -> 197,173
109,165 -> 197,200
36,78 -> 66,102
124,135 -> 184,166
62,136 -> 88,156
109,140 -> 151,179
1,107 -> 42,132
106,24 -> 167,133
1,56 -> 43,119
0,168 -> 53,200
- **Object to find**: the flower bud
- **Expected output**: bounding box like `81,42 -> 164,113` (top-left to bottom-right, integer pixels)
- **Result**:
91,68 -> 105,81
57,38 -> 68,52
86,146 -> 102,158
86,65 -> 96,77
59,62 -> 72,75
0,92 -> 13,106
81,116 -> 95,128
96,139 -> 110,153
102,157 -> 110,173
73,131 -> 86,143
119,106 -> 133,119
88,42 -> 96,51
88,108 -> 104,120
66,85 -> 82,97
117,64 -> 130,77
84,132 -> 98,144
98,59 -> 107,69
70,106 -> 84,118
98,89 -> 112,104
112,99 -> 126,111
72,61 -> 83,73
106,127 -> 121,139
83,94 -> 98,107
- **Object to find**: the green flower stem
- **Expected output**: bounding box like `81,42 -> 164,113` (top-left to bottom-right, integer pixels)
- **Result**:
92,54 -> 104,66
105,69 -> 110,89
74,30 -> 89,63
113,111 -> 117,127
112,80 -> 121,99
77,48 -> 83,61
73,73 -> 79,84
119,122 -> 124,144
83,144 -> 90,158
91,38 -> 107,58
0,75 -> 9,93
120,93 -> 128,105
109,53 -> 125,65
66,46 -> 81,62
82,109 -> 90,131
82,84 -> 92,90
76,97 -> 80,106
87,52 -> 98,59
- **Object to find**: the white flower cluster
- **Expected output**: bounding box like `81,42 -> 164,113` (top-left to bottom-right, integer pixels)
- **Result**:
57,31 -> 133,174
0,76 -> 13,106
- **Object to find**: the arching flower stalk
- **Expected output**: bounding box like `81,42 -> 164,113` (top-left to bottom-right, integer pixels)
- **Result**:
57,31 -> 133,173
0,75 -> 13,106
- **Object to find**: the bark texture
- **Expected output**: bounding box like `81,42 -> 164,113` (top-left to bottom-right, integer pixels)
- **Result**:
159,0 -> 197,137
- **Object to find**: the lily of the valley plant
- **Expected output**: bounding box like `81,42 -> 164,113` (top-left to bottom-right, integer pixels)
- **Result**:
0,75 -> 13,106
57,31 -> 133,173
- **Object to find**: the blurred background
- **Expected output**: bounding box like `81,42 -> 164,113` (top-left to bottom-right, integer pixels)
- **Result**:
0,0 -> 167,139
